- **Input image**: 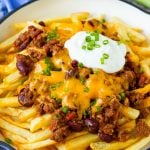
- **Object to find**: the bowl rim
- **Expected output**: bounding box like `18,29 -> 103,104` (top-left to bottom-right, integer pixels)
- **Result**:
0,0 -> 149,25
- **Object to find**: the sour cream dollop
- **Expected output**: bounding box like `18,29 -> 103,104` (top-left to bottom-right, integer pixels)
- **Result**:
65,31 -> 127,73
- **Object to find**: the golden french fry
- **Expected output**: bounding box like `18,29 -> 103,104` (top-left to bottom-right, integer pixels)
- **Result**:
120,106 -> 140,119
30,114 -> 52,132
0,97 -> 21,107
28,128 -> 52,142
19,107 -> 37,122
0,118 -> 30,139
1,129 -> 28,144
0,107 -> 23,117
90,138 -> 139,150
0,115 -> 29,129
20,139 -> 56,150
136,97 -> 150,108
3,71 -> 22,84
125,136 -> 150,150
141,59 -> 150,77
119,120 -> 136,132
57,134 -> 99,150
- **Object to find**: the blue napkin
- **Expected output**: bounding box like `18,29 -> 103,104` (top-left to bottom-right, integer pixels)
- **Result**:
0,0 -> 31,20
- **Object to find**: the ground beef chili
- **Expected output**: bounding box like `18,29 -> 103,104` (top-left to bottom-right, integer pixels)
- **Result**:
16,54 -> 34,76
14,26 -> 43,51
43,39 -> 64,56
50,109 -> 71,142
18,85 -> 36,107
136,119 -> 150,137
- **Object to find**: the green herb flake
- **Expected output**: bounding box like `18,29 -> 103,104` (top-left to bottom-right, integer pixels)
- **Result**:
51,93 -> 56,99
78,62 -> 84,68
103,53 -> 109,59
82,45 -> 86,50
83,109 -> 89,117
96,106 -> 102,112
90,99 -> 96,106
103,40 -> 109,45
80,77 -> 86,85
100,57 -> 105,64
54,114 -> 61,119
50,82 -> 63,91
56,98 -> 62,103
84,86 -> 90,93
5,138 -> 12,144
61,106 -> 69,114
119,92 -> 126,101
47,28 -> 59,41
86,36 -> 92,42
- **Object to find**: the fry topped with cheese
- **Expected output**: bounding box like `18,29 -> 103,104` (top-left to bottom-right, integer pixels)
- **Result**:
0,12 -> 150,150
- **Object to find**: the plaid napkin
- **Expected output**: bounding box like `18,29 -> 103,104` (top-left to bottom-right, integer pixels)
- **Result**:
0,0 -> 30,20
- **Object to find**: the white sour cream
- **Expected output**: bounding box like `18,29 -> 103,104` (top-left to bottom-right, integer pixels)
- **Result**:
65,31 -> 127,73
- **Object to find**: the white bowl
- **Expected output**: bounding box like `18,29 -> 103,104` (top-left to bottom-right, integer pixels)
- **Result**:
0,0 -> 150,41
0,0 -> 150,149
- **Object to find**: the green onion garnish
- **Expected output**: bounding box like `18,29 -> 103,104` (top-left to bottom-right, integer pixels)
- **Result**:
80,76 -> 86,85
84,86 -> 90,93
56,98 -> 62,103
96,106 -> 102,112
78,62 -> 84,68
82,45 -> 86,50
86,36 -> 92,42
103,53 -> 109,59
100,57 -> 105,64
61,106 -> 69,114
103,40 -> 109,45
90,99 -> 96,106
119,92 -> 126,101
47,28 -> 59,41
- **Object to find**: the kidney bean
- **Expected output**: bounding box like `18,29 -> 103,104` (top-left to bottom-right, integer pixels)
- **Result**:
71,60 -> 78,68
98,132 -> 113,143
68,120 -> 83,132
85,118 -> 99,133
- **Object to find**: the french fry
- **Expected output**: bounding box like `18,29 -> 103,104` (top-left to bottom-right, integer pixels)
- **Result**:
120,105 -> 140,119
0,97 -> 21,107
141,59 -> 150,77
19,107 -> 37,122
28,128 -> 52,142
0,118 -> 30,139
1,129 -> 28,144
20,139 -> 56,150
57,134 -> 99,150
3,71 -> 22,84
30,114 -> 52,132
0,115 -> 29,129
90,138 -> 139,150
0,107 -> 23,117
119,120 -> 136,132
125,136 -> 150,150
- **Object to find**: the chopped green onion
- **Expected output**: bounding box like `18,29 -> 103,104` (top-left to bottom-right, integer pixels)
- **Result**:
103,53 -> 109,59
47,28 -> 59,41
139,67 -> 144,73
87,44 -> 94,50
82,45 -> 86,50
5,138 -> 12,144
101,18 -> 106,23
54,114 -> 61,119
56,98 -> 62,103
90,99 -> 96,106
119,92 -> 126,101
61,106 -> 69,114
83,109 -> 89,117
78,62 -> 84,68
96,106 -> 102,112
89,40 -> 96,47
103,40 -> 109,45
80,76 -> 86,85
86,36 -> 92,42
95,44 -> 101,48
43,67 -> 51,76
50,82 -> 63,91
100,57 -> 105,64
84,87 -> 90,93
64,87 -> 69,93
51,93 -> 57,99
